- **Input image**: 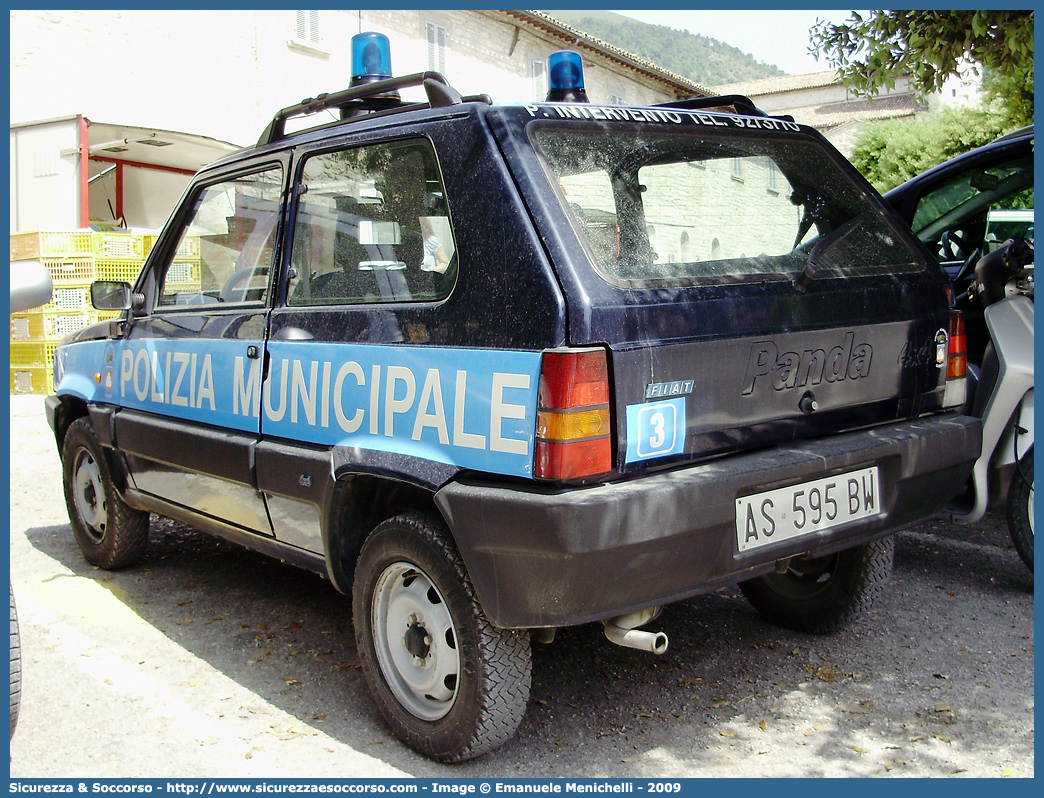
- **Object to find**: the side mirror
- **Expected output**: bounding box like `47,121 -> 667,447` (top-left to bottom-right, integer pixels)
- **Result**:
91,280 -> 143,311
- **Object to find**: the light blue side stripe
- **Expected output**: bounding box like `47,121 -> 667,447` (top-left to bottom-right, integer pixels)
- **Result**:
56,338 -> 543,478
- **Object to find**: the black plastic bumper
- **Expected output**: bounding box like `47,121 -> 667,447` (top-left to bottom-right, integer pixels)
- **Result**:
435,414 -> 981,629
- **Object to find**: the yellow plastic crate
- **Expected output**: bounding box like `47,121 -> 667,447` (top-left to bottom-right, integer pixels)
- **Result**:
92,232 -> 145,260
9,340 -> 58,368
95,259 -> 143,284
10,367 -> 53,395
10,311 -> 97,341
10,231 -> 95,261
39,257 -> 97,285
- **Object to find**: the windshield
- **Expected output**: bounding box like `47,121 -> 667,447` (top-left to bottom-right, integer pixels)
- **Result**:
531,123 -> 921,285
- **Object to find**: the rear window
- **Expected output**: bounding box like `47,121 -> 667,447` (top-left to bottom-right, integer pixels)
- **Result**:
531,123 -> 921,285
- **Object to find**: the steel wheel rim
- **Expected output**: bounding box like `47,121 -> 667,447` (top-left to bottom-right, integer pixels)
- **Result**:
371,561 -> 460,721
72,447 -> 107,542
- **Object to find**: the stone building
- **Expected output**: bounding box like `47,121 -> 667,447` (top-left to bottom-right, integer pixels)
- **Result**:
9,9 -> 711,231
714,69 -> 980,157
10,9 -> 710,151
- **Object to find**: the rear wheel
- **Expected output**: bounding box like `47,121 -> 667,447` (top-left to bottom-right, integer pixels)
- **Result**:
1006,449 -> 1033,573
739,537 -> 894,634
62,418 -> 149,569
353,513 -> 531,762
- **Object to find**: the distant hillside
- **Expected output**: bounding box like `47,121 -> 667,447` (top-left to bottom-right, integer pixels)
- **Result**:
543,10 -> 785,86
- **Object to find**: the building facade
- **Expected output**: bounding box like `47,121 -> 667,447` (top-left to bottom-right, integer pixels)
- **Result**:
713,69 -> 981,157
9,9 -> 710,232
10,9 -> 709,151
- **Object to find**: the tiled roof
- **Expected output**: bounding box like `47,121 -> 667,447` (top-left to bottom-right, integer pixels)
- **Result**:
496,10 -> 713,98
712,70 -> 841,97
789,95 -> 925,130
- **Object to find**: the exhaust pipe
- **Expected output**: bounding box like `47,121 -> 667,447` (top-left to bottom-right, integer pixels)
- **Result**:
603,607 -> 668,655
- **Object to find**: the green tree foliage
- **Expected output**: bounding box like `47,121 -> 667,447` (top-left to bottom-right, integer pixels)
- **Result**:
982,67 -> 1034,129
547,11 -> 784,85
850,107 -> 1011,193
810,11 -> 1033,124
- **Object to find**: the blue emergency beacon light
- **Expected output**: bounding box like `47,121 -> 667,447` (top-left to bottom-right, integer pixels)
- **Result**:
546,50 -> 589,103
350,32 -> 394,86
342,32 -> 400,117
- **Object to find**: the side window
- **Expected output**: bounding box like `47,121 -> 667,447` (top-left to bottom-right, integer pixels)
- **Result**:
288,140 -> 457,306
157,167 -> 283,308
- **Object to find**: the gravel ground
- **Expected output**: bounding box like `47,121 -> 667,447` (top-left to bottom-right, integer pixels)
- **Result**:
7,394 -> 1034,778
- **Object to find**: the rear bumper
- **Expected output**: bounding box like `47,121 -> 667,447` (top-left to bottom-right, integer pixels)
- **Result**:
435,414 -> 981,628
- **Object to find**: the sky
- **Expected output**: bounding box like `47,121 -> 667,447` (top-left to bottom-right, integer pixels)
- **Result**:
614,9 -> 862,75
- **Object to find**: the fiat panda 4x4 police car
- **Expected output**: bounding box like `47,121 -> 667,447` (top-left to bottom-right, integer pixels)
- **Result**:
46,37 -> 981,762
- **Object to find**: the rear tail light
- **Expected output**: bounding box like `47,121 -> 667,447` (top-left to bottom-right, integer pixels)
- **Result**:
942,310 -> 968,409
534,348 -> 612,481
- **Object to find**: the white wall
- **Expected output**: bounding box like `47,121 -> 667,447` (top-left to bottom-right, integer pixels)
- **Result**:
12,10 -> 300,147
87,165 -> 191,230
10,119 -> 82,231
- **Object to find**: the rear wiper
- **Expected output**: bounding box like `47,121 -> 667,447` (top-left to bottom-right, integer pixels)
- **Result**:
793,215 -> 864,293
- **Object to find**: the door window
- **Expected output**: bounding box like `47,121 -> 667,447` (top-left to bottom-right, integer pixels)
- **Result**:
156,166 -> 284,308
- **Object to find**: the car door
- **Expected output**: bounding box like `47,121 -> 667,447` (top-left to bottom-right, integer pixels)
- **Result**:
112,157 -> 288,534
254,131 -> 545,555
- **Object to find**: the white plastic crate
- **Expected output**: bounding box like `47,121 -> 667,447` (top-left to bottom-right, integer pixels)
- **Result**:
47,287 -> 91,312
92,232 -> 145,259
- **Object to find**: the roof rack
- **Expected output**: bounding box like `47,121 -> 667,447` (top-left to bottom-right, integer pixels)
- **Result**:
257,71 -> 490,147
656,94 -> 793,122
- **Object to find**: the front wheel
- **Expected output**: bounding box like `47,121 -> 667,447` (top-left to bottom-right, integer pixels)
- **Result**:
10,585 -> 21,739
352,513 -> 531,762
61,417 -> 149,569
739,537 -> 894,634
1006,449 -> 1033,573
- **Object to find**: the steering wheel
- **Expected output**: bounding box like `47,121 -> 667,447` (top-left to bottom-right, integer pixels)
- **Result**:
951,246 -> 983,292
940,229 -> 970,261
220,266 -> 268,303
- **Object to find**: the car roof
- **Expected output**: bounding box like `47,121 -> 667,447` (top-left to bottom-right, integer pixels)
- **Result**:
884,125 -> 1034,204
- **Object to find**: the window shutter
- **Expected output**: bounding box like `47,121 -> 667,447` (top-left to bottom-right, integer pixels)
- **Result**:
531,59 -> 546,99
426,22 -> 447,73
295,10 -> 319,45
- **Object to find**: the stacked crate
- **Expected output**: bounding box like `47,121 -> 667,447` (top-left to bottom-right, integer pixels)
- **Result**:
9,231 -> 146,394
166,235 -> 204,294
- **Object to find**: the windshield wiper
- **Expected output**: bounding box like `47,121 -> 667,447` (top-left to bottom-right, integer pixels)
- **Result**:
793,215 -> 864,293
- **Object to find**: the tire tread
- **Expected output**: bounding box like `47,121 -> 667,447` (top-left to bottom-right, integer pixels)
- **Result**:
10,585 -> 21,739
1006,449 -> 1033,573
62,417 -> 149,570
354,512 -> 531,762
740,536 -> 894,635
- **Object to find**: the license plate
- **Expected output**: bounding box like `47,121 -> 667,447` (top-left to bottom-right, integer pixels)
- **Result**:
736,466 -> 881,553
